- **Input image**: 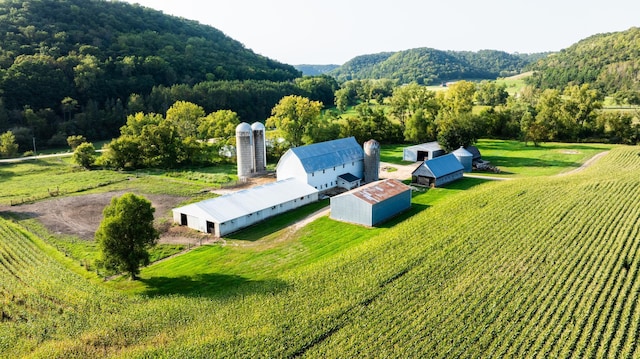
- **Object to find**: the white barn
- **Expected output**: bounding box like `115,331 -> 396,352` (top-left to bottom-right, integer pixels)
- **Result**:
330,179 -> 412,227
172,178 -> 318,236
276,137 -> 364,191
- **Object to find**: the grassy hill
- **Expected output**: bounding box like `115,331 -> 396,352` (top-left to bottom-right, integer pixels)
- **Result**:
2,144 -> 640,357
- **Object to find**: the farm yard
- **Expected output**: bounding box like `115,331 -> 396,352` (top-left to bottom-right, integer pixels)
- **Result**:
2,141 -> 640,357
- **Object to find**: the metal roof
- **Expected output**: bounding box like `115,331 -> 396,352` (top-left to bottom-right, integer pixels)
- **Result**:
404,141 -> 442,152
286,137 -> 363,173
453,147 -> 473,158
173,178 -> 318,223
336,179 -> 411,205
338,173 -> 361,183
465,145 -> 481,160
412,153 -> 464,178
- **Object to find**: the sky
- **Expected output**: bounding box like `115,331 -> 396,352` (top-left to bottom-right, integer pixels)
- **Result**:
121,0 -> 640,65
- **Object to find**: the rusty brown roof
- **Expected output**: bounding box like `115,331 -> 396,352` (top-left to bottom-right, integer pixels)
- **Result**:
348,179 -> 411,205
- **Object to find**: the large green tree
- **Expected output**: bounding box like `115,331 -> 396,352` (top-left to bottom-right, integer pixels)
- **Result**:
266,95 -> 322,147
95,193 -> 159,280
165,101 -> 205,139
197,109 -> 240,141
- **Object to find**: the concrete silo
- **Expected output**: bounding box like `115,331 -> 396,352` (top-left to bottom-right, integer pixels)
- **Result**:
236,122 -> 253,178
453,146 -> 473,173
363,139 -> 380,183
251,122 -> 267,174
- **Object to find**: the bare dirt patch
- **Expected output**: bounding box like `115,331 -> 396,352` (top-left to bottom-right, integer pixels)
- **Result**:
1,190 -> 189,242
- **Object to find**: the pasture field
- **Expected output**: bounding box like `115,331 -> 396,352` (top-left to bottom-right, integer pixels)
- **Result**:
496,71 -> 532,95
2,144 -> 640,357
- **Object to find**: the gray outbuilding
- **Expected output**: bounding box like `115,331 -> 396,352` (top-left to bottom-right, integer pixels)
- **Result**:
403,142 -> 445,162
330,179 -> 412,227
172,178 -> 318,236
411,153 -> 464,187
452,146 -> 473,173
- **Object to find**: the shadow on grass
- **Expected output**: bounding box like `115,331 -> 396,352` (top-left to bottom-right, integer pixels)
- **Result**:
140,273 -> 289,297
376,203 -> 430,229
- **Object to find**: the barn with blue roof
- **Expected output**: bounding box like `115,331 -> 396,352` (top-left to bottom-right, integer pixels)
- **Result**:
411,153 -> 464,187
276,137 -> 364,191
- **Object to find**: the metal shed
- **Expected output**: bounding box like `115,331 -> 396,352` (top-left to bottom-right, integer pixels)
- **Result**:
403,142 -> 445,162
172,178 -> 318,236
330,179 -> 412,227
276,137 -> 364,191
411,153 -> 464,187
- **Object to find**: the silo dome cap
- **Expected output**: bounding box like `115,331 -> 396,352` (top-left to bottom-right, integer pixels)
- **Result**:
236,122 -> 252,133
453,146 -> 473,157
364,139 -> 380,147
251,122 -> 266,131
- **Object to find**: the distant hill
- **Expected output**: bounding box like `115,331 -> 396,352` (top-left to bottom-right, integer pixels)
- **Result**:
528,27 -> 640,94
329,48 -> 538,84
295,64 -> 340,76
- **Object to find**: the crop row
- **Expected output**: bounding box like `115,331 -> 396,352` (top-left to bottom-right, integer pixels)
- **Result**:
298,147 -> 640,357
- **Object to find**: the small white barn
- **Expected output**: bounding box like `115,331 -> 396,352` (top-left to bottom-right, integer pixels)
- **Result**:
172,178 -> 318,236
276,137 -> 364,191
403,142 -> 445,162
411,153 -> 464,187
330,179 -> 412,227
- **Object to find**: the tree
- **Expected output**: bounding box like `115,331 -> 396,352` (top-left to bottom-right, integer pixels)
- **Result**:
266,95 -> 322,147
436,112 -> 479,152
534,89 -> 563,141
0,131 -> 19,158
72,142 -> 96,169
95,193 -> 159,280
561,84 -> 602,139
475,81 -> 509,106
67,134 -> 87,150
389,82 -> 439,127
165,101 -> 205,138
437,80 -> 476,118
197,109 -> 240,141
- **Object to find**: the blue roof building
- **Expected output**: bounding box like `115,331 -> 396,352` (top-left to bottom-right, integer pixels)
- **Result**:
276,137 -> 364,191
411,153 -> 464,187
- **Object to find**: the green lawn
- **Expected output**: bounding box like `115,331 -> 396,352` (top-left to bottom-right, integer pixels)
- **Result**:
475,139 -> 615,177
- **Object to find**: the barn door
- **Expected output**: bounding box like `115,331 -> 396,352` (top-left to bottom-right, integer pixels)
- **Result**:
180,213 -> 187,226
206,221 -> 215,234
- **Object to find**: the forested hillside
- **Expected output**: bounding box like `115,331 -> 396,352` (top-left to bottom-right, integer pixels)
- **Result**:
528,27 -> 640,97
330,48 -> 535,84
0,0 -> 300,146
